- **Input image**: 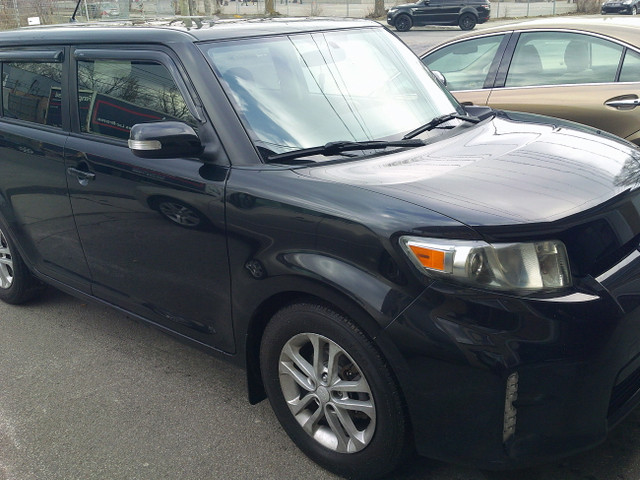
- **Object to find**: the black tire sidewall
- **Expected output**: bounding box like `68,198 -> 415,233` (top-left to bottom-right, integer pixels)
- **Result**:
260,304 -> 407,480
395,14 -> 412,32
459,13 -> 477,30
0,224 -> 41,305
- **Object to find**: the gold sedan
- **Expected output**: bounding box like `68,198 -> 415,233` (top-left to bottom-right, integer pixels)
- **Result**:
421,17 -> 640,145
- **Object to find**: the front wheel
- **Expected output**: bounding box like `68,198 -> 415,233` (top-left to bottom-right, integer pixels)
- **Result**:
157,200 -> 203,228
632,5 -> 637,14
260,303 -> 409,479
0,224 -> 43,304
394,14 -> 413,32
458,12 -> 477,30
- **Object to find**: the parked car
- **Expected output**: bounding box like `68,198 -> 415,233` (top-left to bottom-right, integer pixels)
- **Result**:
387,0 -> 490,31
602,0 -> 640,15
3,15 -> 640,480
421,17 -> 640,145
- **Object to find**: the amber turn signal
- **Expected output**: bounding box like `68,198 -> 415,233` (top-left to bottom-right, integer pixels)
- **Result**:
407,245 -> 446,272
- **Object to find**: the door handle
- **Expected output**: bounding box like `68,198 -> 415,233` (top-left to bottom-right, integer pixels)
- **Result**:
605,98 -> 640,110
67,167 -> 96,185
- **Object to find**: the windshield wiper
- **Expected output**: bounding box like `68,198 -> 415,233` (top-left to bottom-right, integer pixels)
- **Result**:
402,113 -> 481,140
266,139 -> 426,163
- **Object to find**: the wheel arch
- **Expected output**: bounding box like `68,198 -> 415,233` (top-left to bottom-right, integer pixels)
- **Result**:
145,194 -> 175,211
0,199 -> 35,272
243,282 -> 411,416
245,287 -> 381,404
459,6 -> 479,17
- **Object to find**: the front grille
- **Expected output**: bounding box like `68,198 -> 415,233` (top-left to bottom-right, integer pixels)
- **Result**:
608,365 -> 640,418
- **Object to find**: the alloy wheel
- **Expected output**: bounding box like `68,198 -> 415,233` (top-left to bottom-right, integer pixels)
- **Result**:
0,230 -> 14,289
395,15 -> 412,32
158,201 -> 202,227
459,13 -> 477,30
278,332 -> 376,453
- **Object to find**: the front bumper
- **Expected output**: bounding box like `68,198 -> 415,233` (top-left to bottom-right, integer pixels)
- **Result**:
384,248 -> 640,468
602,4 -> 634,13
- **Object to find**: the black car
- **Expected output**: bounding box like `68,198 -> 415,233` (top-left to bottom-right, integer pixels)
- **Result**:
602,0 -> 639,14
2,14 -> 640,480
387,0 -> 490,31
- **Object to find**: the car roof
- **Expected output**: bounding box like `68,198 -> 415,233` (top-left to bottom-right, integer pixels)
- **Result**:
0,17 -> 378,46
435,17 -> 640,47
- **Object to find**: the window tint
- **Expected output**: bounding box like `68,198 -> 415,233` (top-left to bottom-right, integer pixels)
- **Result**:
203,30 -> 456,154
2,62 -> 63,127
505,32 -> 623,88
620,49 -> 640,83
77,59 -> 195,140
422,35 -> 505,91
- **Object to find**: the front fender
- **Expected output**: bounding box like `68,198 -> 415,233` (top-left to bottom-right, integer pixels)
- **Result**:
235,268 -> 427,405
234,252 -> 427,345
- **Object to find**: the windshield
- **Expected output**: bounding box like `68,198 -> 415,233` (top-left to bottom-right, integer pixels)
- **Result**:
200,28 -> 462,157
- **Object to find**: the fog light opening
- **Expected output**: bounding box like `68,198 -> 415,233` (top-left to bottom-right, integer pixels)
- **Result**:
503,372 -> 518,443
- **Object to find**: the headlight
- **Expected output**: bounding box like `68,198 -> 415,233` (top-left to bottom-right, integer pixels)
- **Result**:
400,236 -> 571,292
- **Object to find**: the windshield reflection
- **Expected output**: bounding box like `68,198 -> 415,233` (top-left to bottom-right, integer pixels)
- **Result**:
201,28 -> 460,158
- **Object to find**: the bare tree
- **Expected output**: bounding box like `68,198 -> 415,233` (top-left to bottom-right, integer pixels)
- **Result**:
575,0 -> 600,12
265,0 -> 277,14
372,0 -> 386,17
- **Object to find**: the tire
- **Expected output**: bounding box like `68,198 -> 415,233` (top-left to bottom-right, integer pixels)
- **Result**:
150,197 -> 207,229
158,200 -> 202,228
458,12 -> 477,30
0,224 -> 43,304
260,303 -> 409,480
394,14 -> 413,32
632,5 -> 637,14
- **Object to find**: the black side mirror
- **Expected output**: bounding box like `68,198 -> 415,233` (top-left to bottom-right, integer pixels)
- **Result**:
128,121 -> 203,159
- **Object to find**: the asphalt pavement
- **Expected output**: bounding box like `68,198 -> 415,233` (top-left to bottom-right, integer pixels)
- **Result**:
2,14 -> 640,480
3,284 -> 640,479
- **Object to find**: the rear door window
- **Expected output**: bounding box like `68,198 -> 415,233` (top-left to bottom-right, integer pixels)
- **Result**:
2,61 -> 63,127
505,32 -> 623,87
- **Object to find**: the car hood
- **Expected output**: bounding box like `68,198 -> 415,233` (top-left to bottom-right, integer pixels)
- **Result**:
296,112 -> 640,228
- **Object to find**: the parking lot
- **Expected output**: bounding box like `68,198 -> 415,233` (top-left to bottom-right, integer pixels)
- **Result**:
2,15 -> 640,480
4,282 -> 640,479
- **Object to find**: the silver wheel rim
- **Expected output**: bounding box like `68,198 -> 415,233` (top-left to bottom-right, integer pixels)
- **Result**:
159,202 -> 201,227
0,231 -> 14,289
278,333 -> 376,453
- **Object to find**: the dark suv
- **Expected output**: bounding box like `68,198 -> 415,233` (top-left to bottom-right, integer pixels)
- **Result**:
601,0 -> 640,14
2,15 -> 640,480
387,0 -> 491,31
